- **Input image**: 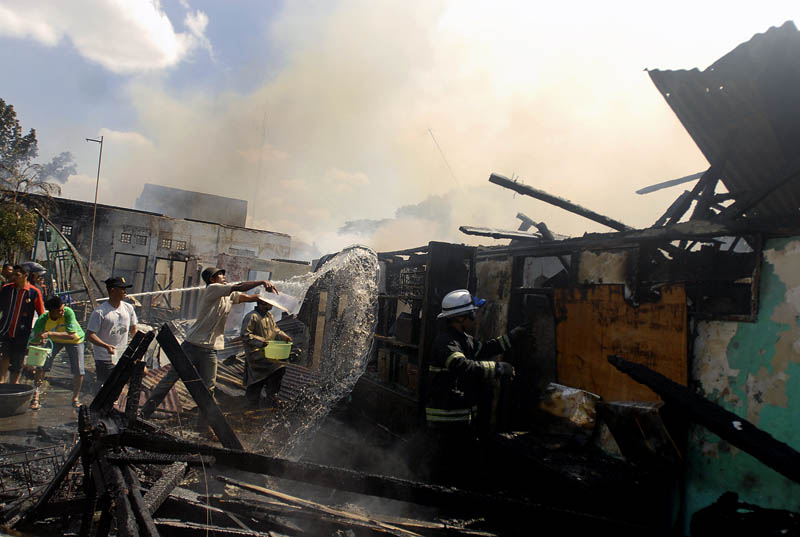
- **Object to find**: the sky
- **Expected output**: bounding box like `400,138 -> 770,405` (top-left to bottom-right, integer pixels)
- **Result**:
1,1 -> 798,259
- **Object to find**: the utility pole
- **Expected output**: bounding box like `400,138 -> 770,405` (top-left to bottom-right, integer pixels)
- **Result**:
85,136 -> 104,279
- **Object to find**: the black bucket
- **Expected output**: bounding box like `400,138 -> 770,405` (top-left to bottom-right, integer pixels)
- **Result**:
0,383 -> 34,417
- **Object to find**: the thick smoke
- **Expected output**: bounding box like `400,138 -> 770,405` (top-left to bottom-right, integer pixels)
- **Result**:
59,0 -> 762,256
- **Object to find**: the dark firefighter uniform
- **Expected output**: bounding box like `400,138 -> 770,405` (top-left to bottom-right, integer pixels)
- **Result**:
425,325 -> 519,429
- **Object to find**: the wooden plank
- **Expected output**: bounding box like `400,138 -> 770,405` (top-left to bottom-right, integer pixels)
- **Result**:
489,173 -> 632,231
554,284 -> 687,402
155,325 -> 243,450
609,355 -> 800,485
217,476 -> 424,537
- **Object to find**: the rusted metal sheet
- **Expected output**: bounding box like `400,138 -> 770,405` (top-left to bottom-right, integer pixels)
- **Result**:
648,21 -> 800,220
554,284 -> 687,402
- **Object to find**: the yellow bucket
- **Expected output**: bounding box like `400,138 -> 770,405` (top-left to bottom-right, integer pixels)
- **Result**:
25,343 -> 52,367
263,341 -> 292,360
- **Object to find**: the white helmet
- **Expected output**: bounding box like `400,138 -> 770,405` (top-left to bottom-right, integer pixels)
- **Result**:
437,289 -> 486,319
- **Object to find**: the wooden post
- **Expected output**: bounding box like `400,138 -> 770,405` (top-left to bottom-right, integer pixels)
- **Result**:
155,325 -> 243,450
91,331 -> 155,413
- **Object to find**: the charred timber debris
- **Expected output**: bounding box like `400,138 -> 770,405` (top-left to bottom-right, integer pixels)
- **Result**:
1,325 -> 664,537
608,355 -> 800,486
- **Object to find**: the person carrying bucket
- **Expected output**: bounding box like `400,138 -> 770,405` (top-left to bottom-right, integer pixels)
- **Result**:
241,297 -> 292,409
140,267 -> 278,434
28,295 -> 86,410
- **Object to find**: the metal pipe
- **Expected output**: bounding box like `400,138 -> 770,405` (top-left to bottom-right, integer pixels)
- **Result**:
86,136 -> 104,280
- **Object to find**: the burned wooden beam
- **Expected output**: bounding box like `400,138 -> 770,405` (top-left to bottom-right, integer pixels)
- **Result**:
142,463 -> 188,515
636,170 -> 706,195
516,212 -> 536,231
476,219 -> 748,259
608,355 -> 800,484
117,430 -> 527,512
121,465 -> 160,537
104,461 -> 139,537
78,407 -> 98,537
160,493 -> 301,536
156,324 -> 243,450
91,330 -> 155,413
459,226 -> 542,241
653,189 -> 695,228
125,361 -> 146,426
378,245 -> 429,257
106,453 -> 214,466
514,216 -> 570,269
212,495 -> 499,537
490,173 -> 632,231
532,221 -> 570,270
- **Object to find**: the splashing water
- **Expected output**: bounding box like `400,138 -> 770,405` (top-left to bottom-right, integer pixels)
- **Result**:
259,246 -> 379,459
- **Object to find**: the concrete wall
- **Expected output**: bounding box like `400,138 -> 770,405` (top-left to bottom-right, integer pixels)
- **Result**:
686,237 -> 800,524
135,183 -> 248,227
35,196 -> 292,302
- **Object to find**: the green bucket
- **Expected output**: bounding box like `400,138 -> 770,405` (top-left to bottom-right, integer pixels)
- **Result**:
25,341 -> 52,368
263,341 -> 292,361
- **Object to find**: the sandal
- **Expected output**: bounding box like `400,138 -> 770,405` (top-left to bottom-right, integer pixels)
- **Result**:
30,392 -> 40,411
72,399 -> 81,408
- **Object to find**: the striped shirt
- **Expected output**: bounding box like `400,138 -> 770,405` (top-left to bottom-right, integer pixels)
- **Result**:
0,282 -> 45,340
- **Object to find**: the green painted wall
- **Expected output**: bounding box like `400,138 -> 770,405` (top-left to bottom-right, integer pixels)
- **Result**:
686,237 -> 800,531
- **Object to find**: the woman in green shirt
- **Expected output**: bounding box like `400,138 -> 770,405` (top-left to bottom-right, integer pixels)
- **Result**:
29,295 -> 85,410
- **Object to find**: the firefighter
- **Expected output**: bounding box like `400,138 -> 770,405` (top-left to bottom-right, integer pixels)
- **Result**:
423,289 -> 527,484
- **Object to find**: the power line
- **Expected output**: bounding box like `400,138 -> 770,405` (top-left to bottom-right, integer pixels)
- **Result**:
428,128 -> 459,186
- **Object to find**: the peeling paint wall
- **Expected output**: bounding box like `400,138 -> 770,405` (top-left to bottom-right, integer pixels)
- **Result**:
686,237 -> 800,528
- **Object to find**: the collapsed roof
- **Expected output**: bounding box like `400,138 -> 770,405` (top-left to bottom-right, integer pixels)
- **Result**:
647,20 -> 800,220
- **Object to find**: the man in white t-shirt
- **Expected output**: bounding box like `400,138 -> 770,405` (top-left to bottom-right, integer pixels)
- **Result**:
140,266 -> 277,422
86,276 -> 138,390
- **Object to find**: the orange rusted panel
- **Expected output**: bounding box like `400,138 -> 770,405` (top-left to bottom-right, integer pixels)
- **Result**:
555,284 -> 687,402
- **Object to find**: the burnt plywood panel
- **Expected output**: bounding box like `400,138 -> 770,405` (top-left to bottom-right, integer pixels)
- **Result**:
555,284 -> 687,402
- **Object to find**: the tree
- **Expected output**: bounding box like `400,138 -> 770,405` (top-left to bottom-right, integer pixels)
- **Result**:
0,97 -> 76,261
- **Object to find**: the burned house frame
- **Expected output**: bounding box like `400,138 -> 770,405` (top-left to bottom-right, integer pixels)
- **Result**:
5,20 -> 800,537
349,20 -> 800,531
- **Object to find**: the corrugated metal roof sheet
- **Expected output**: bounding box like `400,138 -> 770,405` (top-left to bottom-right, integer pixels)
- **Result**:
116,360 -> 319,416
648,21 -> 800,218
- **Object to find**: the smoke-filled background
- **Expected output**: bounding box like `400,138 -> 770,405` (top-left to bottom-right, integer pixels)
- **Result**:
2,1 -> 798,258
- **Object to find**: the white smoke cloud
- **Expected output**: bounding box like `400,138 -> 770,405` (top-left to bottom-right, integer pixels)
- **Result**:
0,0 -> 211,73
61,1 -> 800,258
